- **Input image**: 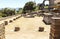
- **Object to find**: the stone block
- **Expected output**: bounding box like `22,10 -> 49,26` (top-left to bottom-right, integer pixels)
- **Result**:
14,27 -> 20,32
51,27 -> 60,32
50,33 -> 60,39
9,20 -> 13,23
0,22 -> 5,39
38,27 -> 44,32
51,25 -> 60,30
4,21 -> 8,25
50,17 -> 60,39
13,18 -> 16,20
43,13 -> 53,25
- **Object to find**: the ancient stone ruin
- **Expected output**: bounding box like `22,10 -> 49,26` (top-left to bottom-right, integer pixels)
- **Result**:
0,22 -> 5,39
14,27 -> 20,32
9,20 -> 13,23
43,13 -> 53,24
4,21 -> 8,25
38,27 -> 44,32
50,17 -> 60,39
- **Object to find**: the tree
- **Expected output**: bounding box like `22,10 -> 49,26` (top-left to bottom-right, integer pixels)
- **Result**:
1,8 -> 16,17
37,3 -> 45,10
23,1 -> 36,13
17,8 -> 23,14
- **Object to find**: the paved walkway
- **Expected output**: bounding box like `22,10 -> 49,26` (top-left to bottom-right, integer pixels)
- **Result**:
5,17 -> 50,39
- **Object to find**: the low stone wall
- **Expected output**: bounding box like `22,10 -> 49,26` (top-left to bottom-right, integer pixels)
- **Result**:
13,18 -> 16,20
3,15 -> 21,26
0,21 -> 5,39
0,15 -> 21,39
53,13 -> 60,17
24,15 -> 35,18
9,20 -> 13,23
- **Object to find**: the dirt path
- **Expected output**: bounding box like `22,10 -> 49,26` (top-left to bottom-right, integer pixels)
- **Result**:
5,17 -> 50,39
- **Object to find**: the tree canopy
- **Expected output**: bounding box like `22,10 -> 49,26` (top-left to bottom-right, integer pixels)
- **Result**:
0,8 -> 16,17
23,1 -> 36,13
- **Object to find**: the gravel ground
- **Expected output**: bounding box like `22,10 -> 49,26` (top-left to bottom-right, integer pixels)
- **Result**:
5,17 -> 50,39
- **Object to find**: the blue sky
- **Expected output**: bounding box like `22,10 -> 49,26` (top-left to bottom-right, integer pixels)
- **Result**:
0,0 -> 49,8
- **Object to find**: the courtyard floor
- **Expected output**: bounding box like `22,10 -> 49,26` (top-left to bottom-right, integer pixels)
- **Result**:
5,16 -> 50,39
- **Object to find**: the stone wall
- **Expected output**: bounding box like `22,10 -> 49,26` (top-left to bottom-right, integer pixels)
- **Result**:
50,17 -> 60,39
3,15 -> 21,26
0,22 -> 5,39
0,15 -> 21,39
49,0 -> 54,6
54,0 -> 60,4
49,0 -> 60,5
